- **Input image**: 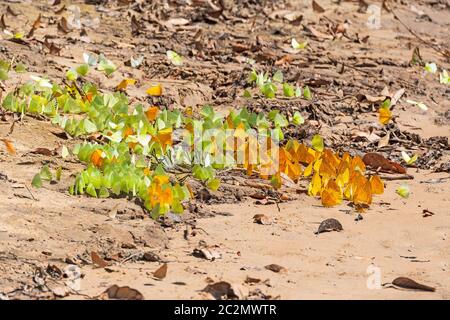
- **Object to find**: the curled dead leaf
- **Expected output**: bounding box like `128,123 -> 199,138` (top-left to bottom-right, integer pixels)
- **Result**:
377,132 -> 390,148
265,264 -> 287,273
362,152 -> 406,174
193,247 -> 222,261
306,25 -> 333,40
6,6 -> 18,17
249,192 -> 266,200
253,214 -> 273,225
392,277 -> 435,292
30,147 -> 54,156
202,281 -> 246,300
58,17 -> 71,34
245,276 -> 261,284
312,0 -> 325,13
103,285 -> 144,300
91,251 -> 108,268
316,218 -> 343,234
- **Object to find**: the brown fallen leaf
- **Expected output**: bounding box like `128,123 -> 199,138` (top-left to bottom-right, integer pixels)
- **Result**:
316,218 -> 343,234
103,285 -> 144,300
52,286 -> 69,298
0,14 -> 7,31
193,247 -> 222,261
410,46 -> 424,67
153,263 -> 168,279
27,14 -> 41,38
1,139 -> 16,155
55,5 -> 66,15
231,42 -> 250,53
362,152 -> 406,174
265,264 -> 287,273
392,277 -> 435,292
43,38 -> 62,55
245,276 -> 261,284
422,209 -> 435,218
275,54 -> 293,66
58,17 -> 71,34
253,214 -> 272,225
143,251 -> 160,262
131,15 -> 142,35
249,192 -> 266,200
6,6 -> 18,17
312,0 -> 325,13
358,0 -> 369,13
377,132 -> 390,148
202,281 -> 245,300
30,147 -> 54,156
166,18 -> 190,27
390,88 -> 405,107
307,25 -> 333,39
284,12 -> 303,26
356,93 -> 386,103
91,251 -> 109,268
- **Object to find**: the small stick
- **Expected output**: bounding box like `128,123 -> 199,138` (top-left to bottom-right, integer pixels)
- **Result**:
24,184 -> 37,201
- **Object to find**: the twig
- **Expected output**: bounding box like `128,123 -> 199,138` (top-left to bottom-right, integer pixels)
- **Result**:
24,184 -> 38,201
377,174 -> 414,181
384,0 -> 450,58
119,251 -> 143,264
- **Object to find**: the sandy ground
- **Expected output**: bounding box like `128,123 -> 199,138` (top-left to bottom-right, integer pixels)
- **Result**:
0,0 -> 449,299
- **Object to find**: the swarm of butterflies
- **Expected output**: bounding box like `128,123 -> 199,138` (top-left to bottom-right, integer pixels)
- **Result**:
2,52 -> 424,216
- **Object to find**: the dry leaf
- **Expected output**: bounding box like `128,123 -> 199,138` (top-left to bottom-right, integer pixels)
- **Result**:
193,247 -> 222,260
362,152 -> 406,174
30,147 -> 53,156
245,276 -> 261,284
91,251 -> 108,268
1,139 -> 16,155
377,132 -> 390,148
131,15 -> 142,35
307,25 -> 333,39
265,264 -> 287,273
392,277 -> 435,292
422,209 -> 435,218
55,5 -> 66,15
52,286 -> 69,297
203,281 -> 244,300
153,263 -> 168,279
44,38 -> 61,55
275,54 -> 293,66
357,94 -> 386,103
253,214 -> 272,225
6,6 -> 19,17
1,14 -> 7,31
390,88 -> 405,106
312,0 -> 325,13
250,192 -> 266,200
27,14 -> 41,38
103,285 -> 144,300
283,11 -> 302,23
58,17 -> 71,34
166,18 -> 190,27
316,218 -> 343,234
